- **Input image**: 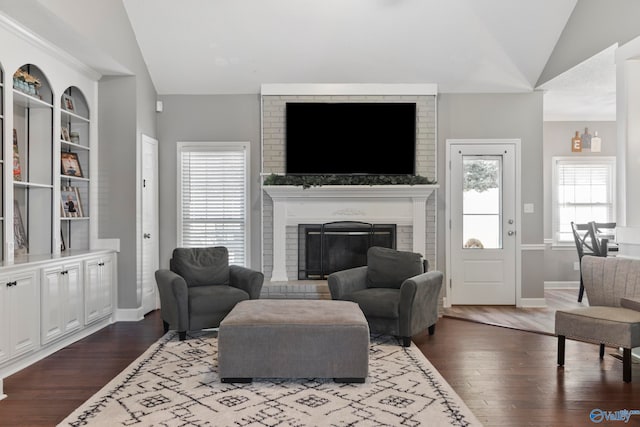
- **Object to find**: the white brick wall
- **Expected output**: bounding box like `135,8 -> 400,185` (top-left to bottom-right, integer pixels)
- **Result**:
261,94 -> 437,281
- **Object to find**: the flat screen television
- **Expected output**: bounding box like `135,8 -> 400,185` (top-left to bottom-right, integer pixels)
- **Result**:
285,102 -> 416,175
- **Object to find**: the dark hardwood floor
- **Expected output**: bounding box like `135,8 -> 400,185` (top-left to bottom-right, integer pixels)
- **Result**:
0,313 -> 164,426
415,318 -> 640,426
443,289 -> 588,335
1,309 -> 639,426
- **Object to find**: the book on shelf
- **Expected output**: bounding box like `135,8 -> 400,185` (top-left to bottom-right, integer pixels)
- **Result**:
13,129 -> 22,181
13,200 -> 28,256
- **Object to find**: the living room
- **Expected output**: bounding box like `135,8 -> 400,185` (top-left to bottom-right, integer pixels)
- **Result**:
1,1 -> 640,425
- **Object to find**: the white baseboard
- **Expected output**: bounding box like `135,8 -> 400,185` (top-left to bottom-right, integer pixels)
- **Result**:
545,281 -> 580,289
115,307 -> 144,322
0,380 -> 5,401
519,298 -> 547,308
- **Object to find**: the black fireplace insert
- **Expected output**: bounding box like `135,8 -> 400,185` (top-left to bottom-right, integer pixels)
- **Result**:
298,221 -> 396,279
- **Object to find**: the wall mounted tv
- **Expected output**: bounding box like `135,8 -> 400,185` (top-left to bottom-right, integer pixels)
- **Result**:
285,102 -> 417,175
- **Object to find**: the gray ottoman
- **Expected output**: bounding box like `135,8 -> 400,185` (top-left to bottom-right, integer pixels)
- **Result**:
218,299 -> 369,383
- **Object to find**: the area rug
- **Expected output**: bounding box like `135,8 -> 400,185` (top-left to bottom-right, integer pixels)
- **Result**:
59,331 -> 482,426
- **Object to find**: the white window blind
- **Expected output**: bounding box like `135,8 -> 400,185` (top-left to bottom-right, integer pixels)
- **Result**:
178,142 -> 248,266
552,157 -> 615,244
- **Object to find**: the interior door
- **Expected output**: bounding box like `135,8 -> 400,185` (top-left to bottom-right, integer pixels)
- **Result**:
448,142 -> 517,304
141,135 -> 159,315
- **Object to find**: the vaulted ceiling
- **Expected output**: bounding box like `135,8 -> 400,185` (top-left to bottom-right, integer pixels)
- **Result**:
120,0 -> 577,95
0,0 -> 625,120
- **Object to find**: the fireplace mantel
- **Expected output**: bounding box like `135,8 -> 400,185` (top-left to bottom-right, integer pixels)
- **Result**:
263,184 -> 438,281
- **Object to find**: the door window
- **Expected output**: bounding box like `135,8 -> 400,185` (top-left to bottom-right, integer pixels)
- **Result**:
462,156 -> 502,249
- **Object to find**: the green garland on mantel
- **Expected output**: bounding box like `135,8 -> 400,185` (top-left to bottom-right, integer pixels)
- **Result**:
263,174 -> 436,189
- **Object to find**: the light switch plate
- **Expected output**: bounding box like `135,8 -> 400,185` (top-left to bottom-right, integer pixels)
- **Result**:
524,203 -> 534,213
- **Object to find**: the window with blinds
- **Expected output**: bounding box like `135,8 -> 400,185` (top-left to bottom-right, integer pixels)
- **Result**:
552,157 -> 615,244
177,142 -> 248,266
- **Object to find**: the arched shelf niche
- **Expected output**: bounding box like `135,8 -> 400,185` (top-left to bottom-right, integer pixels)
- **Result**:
60,86 -> 90,252
12,63 -> 53,257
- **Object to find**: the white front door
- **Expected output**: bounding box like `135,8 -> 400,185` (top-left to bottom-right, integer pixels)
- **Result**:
447,141 -> 518,305
141,135 -> 159,314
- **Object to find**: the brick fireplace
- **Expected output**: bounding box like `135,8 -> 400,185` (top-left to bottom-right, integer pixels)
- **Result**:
260,84 -> 438,285
263,185 -> 437,282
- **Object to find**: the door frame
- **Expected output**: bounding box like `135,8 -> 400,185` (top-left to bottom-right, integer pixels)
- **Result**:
445,139 -> 522,307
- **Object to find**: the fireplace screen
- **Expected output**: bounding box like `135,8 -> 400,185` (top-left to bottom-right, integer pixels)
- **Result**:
298,221 -> 396,279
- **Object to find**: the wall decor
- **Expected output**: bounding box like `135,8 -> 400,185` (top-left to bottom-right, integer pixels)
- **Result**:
591,131 -> 602,152
571,131 -> 582,152
580,127 -> 592,150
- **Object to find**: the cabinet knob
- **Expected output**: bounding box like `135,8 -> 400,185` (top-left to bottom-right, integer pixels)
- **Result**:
98,262 -> 105,267
144,233 -> 151,239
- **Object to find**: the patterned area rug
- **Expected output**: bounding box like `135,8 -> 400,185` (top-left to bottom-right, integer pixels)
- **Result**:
60,331 -> 482,426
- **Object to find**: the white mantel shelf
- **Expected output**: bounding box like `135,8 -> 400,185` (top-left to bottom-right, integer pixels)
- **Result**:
263,184 -> 439,281
263,184 -> 438,199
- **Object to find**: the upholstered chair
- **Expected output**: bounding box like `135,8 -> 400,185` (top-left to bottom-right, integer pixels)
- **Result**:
328,246 -> 443,347
155,247 -> 264,340
556,255 -> 640,382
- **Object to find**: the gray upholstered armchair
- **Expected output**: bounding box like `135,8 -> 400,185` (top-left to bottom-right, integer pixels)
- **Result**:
328,246 -> 443,347
556,255 -> 640,382
155,247 -> 264,340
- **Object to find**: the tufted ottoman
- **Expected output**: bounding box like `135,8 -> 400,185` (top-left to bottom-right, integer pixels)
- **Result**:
218,299 -> 369,383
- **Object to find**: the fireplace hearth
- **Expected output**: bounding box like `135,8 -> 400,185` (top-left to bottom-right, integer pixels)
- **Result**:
298,221 -> 396,279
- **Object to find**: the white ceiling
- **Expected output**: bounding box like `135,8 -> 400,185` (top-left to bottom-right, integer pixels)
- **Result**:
121,0 -> 578,95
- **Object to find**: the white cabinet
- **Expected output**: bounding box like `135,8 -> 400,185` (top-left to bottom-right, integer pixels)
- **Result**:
84,254 -> 114,325
41,262 -> 82,344
0,269 -> 39,363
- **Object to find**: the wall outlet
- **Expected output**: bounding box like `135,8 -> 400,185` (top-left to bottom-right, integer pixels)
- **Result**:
573,261 -> 580,271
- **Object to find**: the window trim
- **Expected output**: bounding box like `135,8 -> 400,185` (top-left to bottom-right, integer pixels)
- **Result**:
176,141 -> 250,266
551,156 -> 616,245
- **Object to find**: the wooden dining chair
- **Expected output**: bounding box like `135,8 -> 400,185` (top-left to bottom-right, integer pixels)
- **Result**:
571,222 -> 605,302
591,222 -> 617,255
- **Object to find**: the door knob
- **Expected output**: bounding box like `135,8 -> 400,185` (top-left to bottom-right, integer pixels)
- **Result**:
507,230 -> 515,236
144,233 -> 151,239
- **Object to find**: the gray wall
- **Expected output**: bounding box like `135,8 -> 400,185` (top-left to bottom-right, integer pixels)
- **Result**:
156,95 -> 262,271
437,93 -> 545,299
156,92 -> 546,301
98,76 -> 138,307
542,121 -> 616,283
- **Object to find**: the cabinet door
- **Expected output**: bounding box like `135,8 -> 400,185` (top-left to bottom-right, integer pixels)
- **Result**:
6,270 -> 39,358
99,255 -> 114,318
41,262 -> 83,344
41,265 -> 64,344
0,283 -> 8,363
64,263 -> 83,333
84,258 -> 101,325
